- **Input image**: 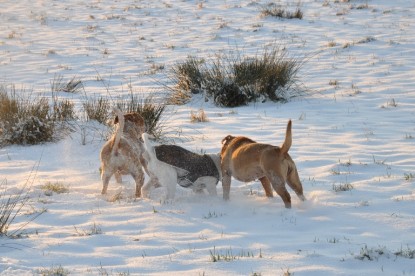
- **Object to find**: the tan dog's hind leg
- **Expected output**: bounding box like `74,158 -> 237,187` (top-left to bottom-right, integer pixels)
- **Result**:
267,172 -> 292,208
274,184 -> 291,208
222,174 -> 231,200
115,171 -> 123,184
132,171 -> 144,197
286,167 -> 306,201
259,176 -> 273,197
101,168 -> 115,195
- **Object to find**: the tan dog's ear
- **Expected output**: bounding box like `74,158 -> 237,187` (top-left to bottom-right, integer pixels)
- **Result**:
221,135 -> 234,145
124,112 -> 144,124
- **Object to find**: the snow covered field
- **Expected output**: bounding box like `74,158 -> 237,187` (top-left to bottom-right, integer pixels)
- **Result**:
0,0 -> 414,275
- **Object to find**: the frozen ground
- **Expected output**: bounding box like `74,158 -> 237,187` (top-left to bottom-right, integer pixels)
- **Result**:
0,0 -> 414,275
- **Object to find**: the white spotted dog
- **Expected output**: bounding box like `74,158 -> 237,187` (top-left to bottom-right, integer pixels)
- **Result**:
100,110 -> 146,197
141,133 -> 221,199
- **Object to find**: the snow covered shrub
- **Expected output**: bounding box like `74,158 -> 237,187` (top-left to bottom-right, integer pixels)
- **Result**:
169,46 -> 302,107
7,116 -> 55,145
0,85 -> 76,146
0,88 -> 53,145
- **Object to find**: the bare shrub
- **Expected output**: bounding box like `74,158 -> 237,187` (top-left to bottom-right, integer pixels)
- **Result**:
82,96 -> 111,124
52,98 -> 77,122
51,74 -> 83,94
0,175 -> 44,238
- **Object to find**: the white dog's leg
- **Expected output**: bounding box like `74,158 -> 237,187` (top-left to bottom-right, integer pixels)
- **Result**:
141,175 -> 158,198
193,176 -> 218,196
162,167 -> 178,199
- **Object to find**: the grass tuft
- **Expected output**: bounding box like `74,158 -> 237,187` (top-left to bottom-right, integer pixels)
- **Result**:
260,4 -> 303,19
169,45 -> 303,107
1,170 -> 44,238
332,182 -> 353,192
82,96 -> 111,124
190,109 -> 209,123
51,74 -> 83,94
40,182 -> 69,196
38,265 -> 70,276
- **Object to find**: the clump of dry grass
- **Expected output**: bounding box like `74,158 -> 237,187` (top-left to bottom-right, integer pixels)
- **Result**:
40,181 -> 69,196
260,3 -> 303,19
190,109 -> 209,123
51,74 -> 83,94
82,96 -> 111,125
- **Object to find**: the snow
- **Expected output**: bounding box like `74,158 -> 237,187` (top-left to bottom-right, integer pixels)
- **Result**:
1,0 -> 414,275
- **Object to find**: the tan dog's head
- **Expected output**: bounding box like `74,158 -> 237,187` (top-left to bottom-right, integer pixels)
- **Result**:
114,112 -> 146,136
220,134 -> 256,157
221,135 -> 235,155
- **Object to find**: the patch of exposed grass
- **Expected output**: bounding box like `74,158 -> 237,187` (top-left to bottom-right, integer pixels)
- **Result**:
38,265 -> 70,276
260,3 -> 303,19
209,246 -> 256,262
73,222 -> 102,236
332,182 -> 353,192
40,182 -> 69,196
404,173 -> 414,181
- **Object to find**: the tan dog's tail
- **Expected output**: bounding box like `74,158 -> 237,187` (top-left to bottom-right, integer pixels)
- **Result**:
280,120 -> 292,154
111,109 -> 124,156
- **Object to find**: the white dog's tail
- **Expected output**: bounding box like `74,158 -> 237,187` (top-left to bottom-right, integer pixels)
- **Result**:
112,109 -> 124,156
280,120 -> 292,154
142,132 -> 155,158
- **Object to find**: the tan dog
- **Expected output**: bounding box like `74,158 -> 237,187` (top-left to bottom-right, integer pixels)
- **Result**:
100,110 -> 146,197
220,120 -> 305,208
